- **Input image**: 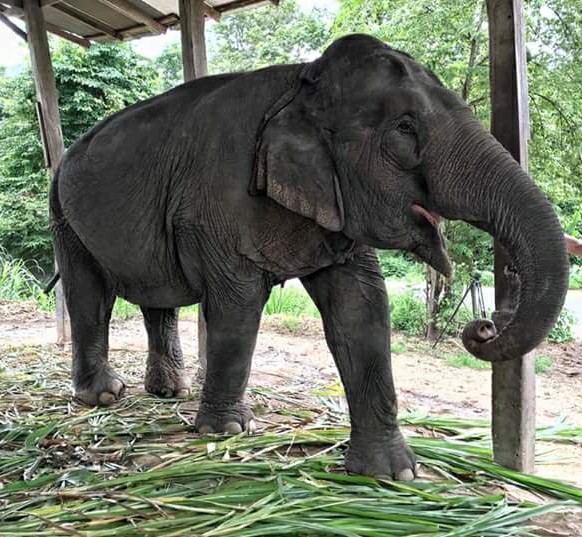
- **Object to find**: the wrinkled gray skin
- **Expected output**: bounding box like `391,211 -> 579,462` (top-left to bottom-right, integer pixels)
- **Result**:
51,34 -> 568,480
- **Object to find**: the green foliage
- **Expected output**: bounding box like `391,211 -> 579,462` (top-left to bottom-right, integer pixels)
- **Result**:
0,248 -> 42,301
377,250 -> 423,281
0,42 -> 161,272
446,351 -> 554,373
112,299 -> 141,320
569,265 -> 582,288
264,285 -> 319,317
155,1 -> 330,85
390,290 -> 426,335
209,0 -> 329,73
477,270 -> 494,287
535,354 -> 553,374
391,340 -> 406,353
547,307 -> 576,343
156,42 -> 183,91
0,248 -> 53,311
446,352 -> 491,370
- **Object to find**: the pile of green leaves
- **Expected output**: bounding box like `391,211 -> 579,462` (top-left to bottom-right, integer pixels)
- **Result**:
1,345 -> 581,536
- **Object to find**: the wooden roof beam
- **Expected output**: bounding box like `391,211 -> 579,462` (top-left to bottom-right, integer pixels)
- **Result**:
84,13 -> 178,41
45,21 -> 90,47
0,9 -> 27,40
94,0 -> 166,34
0,3 -> 89,47
203,2 -> 220,21
217,0 -> 276,14
2,0 -> 60,17
54,1 -> 123,40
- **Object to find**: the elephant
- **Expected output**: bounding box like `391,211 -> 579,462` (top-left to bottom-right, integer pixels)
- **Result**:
50,34 -> 568,480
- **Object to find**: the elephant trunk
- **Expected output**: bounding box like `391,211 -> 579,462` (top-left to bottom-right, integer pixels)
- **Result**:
424,110 -> 568,362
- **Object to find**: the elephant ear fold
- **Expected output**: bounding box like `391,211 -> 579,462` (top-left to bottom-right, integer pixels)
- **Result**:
252,92 -> 344,232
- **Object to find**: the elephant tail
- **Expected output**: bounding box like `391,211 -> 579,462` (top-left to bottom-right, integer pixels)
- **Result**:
44,272 -> 60,294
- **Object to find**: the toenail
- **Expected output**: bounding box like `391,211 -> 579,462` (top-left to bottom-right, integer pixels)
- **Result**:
224,422 -> 243,434
397,468 -> 415,481
198,424 -> 215,434
98,392 -> 116,405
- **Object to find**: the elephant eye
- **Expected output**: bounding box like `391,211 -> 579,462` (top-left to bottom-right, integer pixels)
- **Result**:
397,118 -> 416,134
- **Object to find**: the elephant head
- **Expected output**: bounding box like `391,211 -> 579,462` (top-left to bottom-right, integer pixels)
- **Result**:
253,34 -> 568,362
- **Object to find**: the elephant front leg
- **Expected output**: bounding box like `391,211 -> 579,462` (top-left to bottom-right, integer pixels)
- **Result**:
195,290 -> 267,435
301,248 -> 416,480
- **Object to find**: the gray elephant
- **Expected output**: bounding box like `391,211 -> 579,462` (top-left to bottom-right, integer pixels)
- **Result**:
51,34 -> 568,480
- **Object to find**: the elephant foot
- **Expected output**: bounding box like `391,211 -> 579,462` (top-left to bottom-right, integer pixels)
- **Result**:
145,363 -> 191,398
74,367 -> 127,407
345,428 -> 417,481
195,400 -> 256,435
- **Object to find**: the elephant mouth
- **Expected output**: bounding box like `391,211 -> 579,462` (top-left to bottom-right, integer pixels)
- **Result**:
412,203 -> 442,229
410,203 -> 452,278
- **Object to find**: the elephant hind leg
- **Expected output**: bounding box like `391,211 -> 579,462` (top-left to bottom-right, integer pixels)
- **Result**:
53,220 -> 125,406
141,307 -> 191,398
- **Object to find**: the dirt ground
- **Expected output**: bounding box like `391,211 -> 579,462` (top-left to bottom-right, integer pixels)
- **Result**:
1,299 -> 581,489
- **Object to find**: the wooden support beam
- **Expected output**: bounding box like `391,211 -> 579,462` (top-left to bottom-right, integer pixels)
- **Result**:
0,10 -> 27,40
23,0 -> 70,344
94,0 -> 166,34
179,0 -> 207,81
487,0 -> 535,473
179,0 -> 208,375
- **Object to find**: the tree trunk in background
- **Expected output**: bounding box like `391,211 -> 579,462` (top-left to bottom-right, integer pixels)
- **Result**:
426,267 -> 444,340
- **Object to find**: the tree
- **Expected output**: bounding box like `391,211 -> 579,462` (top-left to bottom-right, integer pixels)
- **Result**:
156,0 -> 330,89
157,42 -> 183,91
209,0 -> 329,73
0,42 -> 161,272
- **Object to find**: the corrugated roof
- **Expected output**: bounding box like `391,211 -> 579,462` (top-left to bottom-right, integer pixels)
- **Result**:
0,0 -> 278,45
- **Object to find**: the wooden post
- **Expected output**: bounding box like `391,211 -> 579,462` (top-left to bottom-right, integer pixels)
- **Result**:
23,0 -> 70,344
487,0 -> 535,472
179,0 -> 208,81
179,0 -> 208,374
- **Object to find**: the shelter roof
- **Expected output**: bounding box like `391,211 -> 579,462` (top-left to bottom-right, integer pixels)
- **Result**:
0,0 -> 276,46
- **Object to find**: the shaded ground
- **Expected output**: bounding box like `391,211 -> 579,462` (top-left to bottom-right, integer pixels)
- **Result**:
1,300 -> 581,534
2,300 -> 580,426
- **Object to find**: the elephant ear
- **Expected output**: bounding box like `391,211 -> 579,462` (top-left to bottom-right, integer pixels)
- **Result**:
251,83 -> 344,232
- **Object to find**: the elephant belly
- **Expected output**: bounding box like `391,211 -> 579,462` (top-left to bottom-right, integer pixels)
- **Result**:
117,280 -> 201,309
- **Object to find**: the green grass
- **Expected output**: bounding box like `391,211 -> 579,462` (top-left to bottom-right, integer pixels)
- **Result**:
446,352 -> 554,374
446,352 -> 492,370
391,340 -> 407,354
264,285 -> 319,317
0,249 -> 52,308
534,354 -> 553,374
569,264 -> 582,289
